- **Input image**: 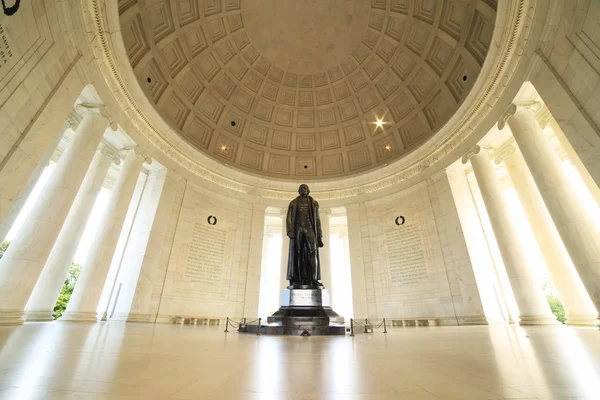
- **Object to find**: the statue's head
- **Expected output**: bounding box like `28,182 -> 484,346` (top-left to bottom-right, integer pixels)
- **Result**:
298,184 -> 310,197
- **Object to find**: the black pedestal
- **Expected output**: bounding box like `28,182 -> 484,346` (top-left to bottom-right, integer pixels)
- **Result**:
240,287 -> 346,336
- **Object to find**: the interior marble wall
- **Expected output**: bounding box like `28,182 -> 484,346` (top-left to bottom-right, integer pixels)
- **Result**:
535,0 -> 600,195
109,167 -> 169,321
0,0 -> 86,241
349,175 -> 486,324
0,0 -> 599,326
147,174 -> 187,320
153,180 -> 257,322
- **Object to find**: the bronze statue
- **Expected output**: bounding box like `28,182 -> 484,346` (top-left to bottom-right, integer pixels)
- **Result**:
285,184 -> 323,287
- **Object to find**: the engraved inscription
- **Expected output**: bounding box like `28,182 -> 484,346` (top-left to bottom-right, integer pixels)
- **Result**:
184,223 -> 227,286
0,23 -> 14,71
292,291 -> 313,300
386,223 -> 428,285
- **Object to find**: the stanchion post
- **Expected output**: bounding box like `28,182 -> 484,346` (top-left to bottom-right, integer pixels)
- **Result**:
224,317 -> 229,333
383,318 -> 387,334
364,318 -> 368,334
350,319 -> 355,337
257,318 -> 262,336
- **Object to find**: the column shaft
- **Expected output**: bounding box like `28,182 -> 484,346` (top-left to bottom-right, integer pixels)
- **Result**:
243,204 -> 266,318
503,149 -> 598,325
0,120 -> 69,242
469,149 -> 556,324
127,171 -> 179,322
24,147 -> 114,321
0,111 -> 108,325
319,209 -> 333,300
279,208 -> 288,305
61,151 -> 145,321
508,107 -> 600,317
346,203 -> 368,319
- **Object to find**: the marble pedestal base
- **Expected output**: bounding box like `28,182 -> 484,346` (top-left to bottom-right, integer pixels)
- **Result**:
59,311 -> 100,322
518,315 -> 560,325
23,311 -> 54,322
0,311 -> 24,326
241,288 -> 345,336
565,316 -> 600,327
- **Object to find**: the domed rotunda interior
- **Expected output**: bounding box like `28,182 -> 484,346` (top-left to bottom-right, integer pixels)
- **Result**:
0,0 -> 599,399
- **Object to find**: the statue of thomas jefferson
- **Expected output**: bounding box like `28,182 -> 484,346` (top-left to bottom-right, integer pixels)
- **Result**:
286,184 -> 323,287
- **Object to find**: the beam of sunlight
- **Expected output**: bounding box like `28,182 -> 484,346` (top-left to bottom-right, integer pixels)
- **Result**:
6,166 -> 54,242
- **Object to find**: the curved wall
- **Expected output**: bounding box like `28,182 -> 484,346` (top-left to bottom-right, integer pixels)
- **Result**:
1,0 -> 598,323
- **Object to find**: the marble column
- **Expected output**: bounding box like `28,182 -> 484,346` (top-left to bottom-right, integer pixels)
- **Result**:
0,119 -> 71,243
257,229 -> 274,318
0,108 -> 110,325
548,118 -> 600,209
497,146 -> 598,325
243,204 -> 266,318
345,203 -> 369,319
127,171 -> 179,323
500,103 -> 600,318
319,208 -> 333,300
279,207 -> 288,305
463,146 -> 557,325
23,145 -> 120,321
61,150 -> 146,322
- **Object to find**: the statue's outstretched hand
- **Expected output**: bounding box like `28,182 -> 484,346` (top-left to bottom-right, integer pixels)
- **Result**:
287,232 -> 295,239
318,239 -> 324,248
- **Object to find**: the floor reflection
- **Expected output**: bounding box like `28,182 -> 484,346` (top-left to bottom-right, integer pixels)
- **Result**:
0,323 -> 598,399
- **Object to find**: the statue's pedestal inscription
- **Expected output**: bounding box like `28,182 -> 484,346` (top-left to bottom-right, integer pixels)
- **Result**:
281,288 -> 330,307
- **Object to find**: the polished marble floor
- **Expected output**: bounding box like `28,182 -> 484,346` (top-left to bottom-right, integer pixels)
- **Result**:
0,322 -> 598,399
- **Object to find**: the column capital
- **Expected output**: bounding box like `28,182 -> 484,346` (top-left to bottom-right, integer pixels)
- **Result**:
498,102 -> 542,130
461,145 -> 481,164
493,144 -> 516,164
251,203 -> 267,213
66,110 -> 82,131
344,203 -> 360,211
75,103 -> 117,131
99,143 -> 122,165
131,146 -> 153,164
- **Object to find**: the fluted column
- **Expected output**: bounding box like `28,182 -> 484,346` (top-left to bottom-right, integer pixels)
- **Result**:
463,146 -> 557,325
500,103 -> 600,318
345,203 -> 368,319
279,207 -> 288,305
0,119 -> 71,243
319,208 -> 333,298
23,145 -> 120,321
0,108 -> 110,325
61,149 -> 146,321
243,204 -> 266,318
497,146 -> 598,325
127,171 -> 180,323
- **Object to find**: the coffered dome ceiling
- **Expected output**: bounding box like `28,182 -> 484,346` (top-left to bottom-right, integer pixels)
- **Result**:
119,0 -> 496,179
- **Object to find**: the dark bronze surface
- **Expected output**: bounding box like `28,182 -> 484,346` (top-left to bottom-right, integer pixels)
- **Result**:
285,184 -> 324,287
240,186 -> 345,336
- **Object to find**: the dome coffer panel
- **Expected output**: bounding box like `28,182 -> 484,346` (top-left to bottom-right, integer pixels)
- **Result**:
119,0 -> 496,179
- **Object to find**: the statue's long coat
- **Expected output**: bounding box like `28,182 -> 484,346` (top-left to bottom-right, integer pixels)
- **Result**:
286,196 -> 322,282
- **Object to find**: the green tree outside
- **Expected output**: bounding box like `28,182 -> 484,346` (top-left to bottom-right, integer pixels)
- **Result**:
0,240 -> 10,259
53,263 -> 82,320
543,281 -> 566,324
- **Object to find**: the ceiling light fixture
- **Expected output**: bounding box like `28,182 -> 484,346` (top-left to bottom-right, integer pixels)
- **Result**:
385,144 -> 391,151
376,119 -> 384,128
221,144 -> 228,152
